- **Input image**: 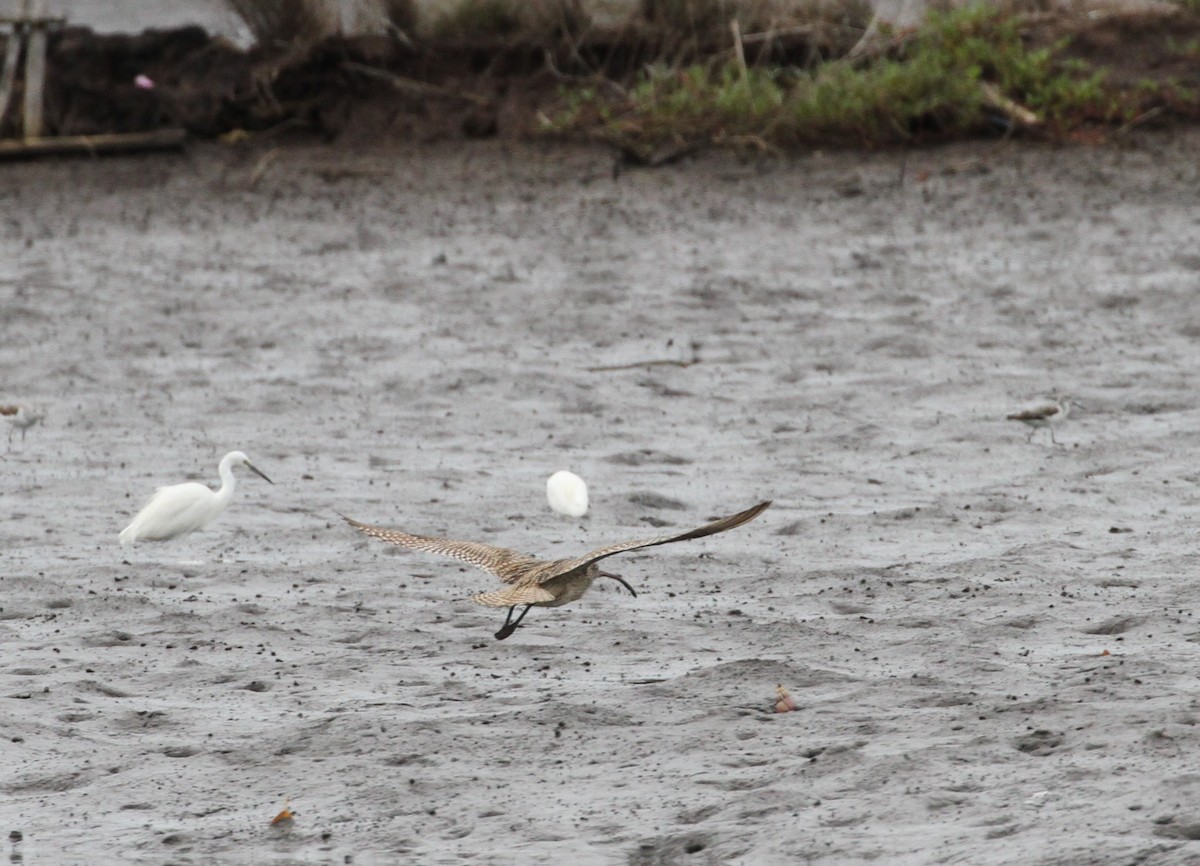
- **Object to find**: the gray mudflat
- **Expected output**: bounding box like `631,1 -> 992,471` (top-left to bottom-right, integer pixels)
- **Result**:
4,137 -> 1200,864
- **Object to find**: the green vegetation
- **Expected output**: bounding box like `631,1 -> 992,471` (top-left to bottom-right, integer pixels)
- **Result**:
545,3 -> 1131,150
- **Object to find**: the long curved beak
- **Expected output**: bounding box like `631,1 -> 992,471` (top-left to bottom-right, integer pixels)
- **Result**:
599,571 -> 637,597
246,461 -> 274,485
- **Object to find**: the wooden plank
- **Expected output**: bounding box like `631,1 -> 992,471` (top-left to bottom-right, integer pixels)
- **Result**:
0,28 -> 22,135
22,22 -> 45,138
0,128 -> 188,159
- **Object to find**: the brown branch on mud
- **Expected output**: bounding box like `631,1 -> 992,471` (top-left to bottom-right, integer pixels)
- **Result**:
609,137 -> 708,177
542,49 -> 626,99
979,81 -> 1040,128
340,60 -> 490,106
1115,106 -> 1165,138
248,146 -> 281,187
586,358 -> 699,372
712,132 -> 781,156
0,128 -> 186,159
739,25 -> 814,46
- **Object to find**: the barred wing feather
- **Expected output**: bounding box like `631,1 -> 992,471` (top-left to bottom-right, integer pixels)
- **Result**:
533,500 -> 772,585
342,515 -> 541,582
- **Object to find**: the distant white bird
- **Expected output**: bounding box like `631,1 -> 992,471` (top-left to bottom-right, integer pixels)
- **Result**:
119,451 -> 273,548
1007,396 -> 1073,444
1,404 -> 45,445
546,470 -> 588,517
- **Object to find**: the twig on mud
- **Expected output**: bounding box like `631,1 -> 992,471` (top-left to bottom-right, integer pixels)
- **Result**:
979,81 -> 1040,128
739,24 -> 815,45
586,358 -> 699,372
248,147 -> 281,188
712,132 -> 781,156
1114,106 -> 1165,138
311,165 -> 397,181
610,138 -> 708,177
542,49 -> 627,99
219,117 -> 308,145
341,61 -> 490,106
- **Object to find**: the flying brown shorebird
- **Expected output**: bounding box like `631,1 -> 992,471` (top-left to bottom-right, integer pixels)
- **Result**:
342,500 -> 771,640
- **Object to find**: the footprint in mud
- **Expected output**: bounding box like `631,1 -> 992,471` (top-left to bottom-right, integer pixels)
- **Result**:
628,492 -> 687,511
1014,729 -> 1063,756
630,832 -> 718,866
79,630 -> 135,647
1081,616 -> 1141,635
606,450 -> 692,466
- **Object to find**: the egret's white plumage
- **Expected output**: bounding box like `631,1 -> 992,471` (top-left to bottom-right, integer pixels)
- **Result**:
119,451 -> 273,548
547,470 -> 588,517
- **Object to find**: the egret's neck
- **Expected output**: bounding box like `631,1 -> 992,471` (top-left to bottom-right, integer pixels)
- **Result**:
215,454 -> 239,505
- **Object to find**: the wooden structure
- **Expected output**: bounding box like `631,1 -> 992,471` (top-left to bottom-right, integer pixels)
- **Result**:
0,1 -> 186,158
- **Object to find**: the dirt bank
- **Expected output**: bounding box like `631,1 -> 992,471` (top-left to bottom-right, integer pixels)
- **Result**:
9,4 -> 1200,149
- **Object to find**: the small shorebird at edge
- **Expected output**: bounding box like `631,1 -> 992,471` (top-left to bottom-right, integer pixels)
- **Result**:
1,404 -> 45,445
342,500 -> 772,640
1007,396 -> 1074,444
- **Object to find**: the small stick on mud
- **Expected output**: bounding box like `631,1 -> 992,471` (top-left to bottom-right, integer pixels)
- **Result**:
979,81 -> 1040,128
248,147 -> 281,188
1115,106 -> 1165,139
341,61 -> 490,106
739,25 -> 814,45
586,358 -> 698,372
0,128 -> 186,158
610,139 -> 708,177
542,50 -> 626,99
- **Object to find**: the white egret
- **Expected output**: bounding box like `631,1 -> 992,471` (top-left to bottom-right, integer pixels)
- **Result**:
2,404 -> 46,444
1007,396 -> 1074,444
546,470 -> 588,517
119,451 -> 273,548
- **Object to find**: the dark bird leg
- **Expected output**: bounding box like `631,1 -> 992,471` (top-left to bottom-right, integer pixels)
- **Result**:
599,571 -> 637,597
495,604 -> 532,640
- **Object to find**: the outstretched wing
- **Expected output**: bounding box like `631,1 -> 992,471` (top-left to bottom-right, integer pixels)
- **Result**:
342,515 -> 541,582
534,500 -> 772,584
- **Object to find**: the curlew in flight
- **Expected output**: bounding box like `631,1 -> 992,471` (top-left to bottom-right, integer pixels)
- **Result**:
342,500 -> 771,639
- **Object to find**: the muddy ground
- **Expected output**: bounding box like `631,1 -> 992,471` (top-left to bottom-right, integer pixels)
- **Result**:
4,133 -> 1200,865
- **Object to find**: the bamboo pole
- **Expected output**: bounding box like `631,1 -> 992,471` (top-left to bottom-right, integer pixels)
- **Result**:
22,18 -> 44,138
0,25 -> 21,134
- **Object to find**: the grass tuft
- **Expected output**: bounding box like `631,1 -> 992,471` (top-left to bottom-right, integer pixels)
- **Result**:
545,2 -> 1130,150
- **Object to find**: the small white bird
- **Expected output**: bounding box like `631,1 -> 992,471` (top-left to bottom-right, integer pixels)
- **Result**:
119,451 -> 274,548
1,404 -> 46,445
546,470 -> 588,517
1007,396 -> 1073,444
